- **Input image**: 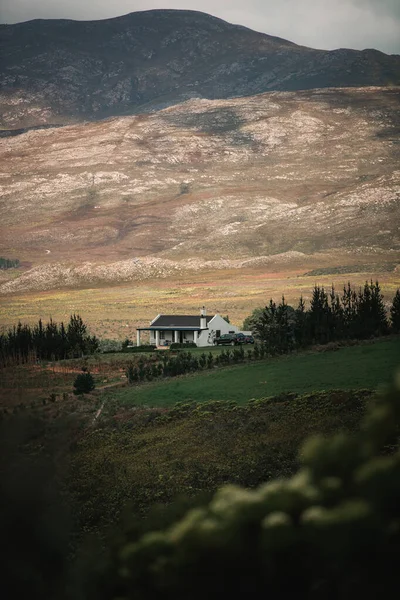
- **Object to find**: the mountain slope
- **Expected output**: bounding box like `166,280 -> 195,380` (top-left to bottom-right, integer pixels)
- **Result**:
1,9 -> 400,129
0,86 -> 399,294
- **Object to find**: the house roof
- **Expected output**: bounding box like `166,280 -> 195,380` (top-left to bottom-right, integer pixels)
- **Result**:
150,314 -> 213,329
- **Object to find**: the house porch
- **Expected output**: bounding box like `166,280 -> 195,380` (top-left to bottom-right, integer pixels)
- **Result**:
136,327 -> 201,347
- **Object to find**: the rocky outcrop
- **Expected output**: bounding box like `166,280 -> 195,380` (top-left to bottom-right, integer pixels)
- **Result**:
0,86 -> 399,294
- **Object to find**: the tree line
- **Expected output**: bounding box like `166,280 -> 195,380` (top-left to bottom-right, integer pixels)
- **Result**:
246,280 -> 400,354
0,314 -> 99,366
125,344 -> 272,384
0,257 -> 20,269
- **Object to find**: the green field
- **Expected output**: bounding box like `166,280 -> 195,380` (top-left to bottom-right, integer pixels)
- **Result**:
113,337 -> 400,407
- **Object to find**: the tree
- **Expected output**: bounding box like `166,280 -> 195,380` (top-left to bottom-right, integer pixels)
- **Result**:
342,281 -> 359,338
329,284 -> 344,340
67,314 -> 99,357
294,295 -> 308,347
73,371 -> 95,395
255,297 -> 294,354
67,314 -> 88,357
222,315 -> 230,324
242,307 -> 264,333
370,280 -> 389,336
357,280 -> 388,338
308,285 -> 331,344
390,289 -> 400,333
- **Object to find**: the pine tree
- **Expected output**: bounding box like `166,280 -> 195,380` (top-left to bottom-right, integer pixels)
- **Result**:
255,297 -> 293,354
342,282 -> 359,338
309,285 -> 330,344
73,371 -> 95,395
390,289 -> 400,333
329,284 -> 344,341
294,295 -> 308,347
357,280 -> 388,338
67,314 -> 87,357
370,280 -> 389,336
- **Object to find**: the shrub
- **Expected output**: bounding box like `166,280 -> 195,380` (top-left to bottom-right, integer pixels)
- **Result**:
124,345 -> 157,353
73,371 -> 95,395
152,364 -> 160,380
98,339 -> 122,353
138,360 -> 146,381
126,364 -> 139,384
170,342 -> 197,350
103,381 -> 400,599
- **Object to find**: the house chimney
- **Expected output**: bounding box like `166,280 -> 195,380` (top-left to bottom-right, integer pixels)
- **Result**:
200,306 -> 207,329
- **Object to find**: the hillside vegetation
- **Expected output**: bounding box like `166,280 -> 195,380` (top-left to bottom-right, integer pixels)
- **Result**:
0,87 -> 399,298
3,379 -> 399,598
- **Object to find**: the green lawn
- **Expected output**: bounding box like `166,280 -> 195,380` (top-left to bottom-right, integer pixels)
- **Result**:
113,337 -> 400,407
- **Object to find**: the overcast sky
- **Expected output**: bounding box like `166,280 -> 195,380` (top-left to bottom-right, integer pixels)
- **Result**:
1,0 -> 399,54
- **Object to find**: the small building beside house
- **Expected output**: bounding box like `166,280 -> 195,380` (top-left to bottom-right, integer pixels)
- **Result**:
136,307 -> 242,348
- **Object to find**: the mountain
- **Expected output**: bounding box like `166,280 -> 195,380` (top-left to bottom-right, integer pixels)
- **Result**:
1,9 -> 400,129
0,86 -> 399,294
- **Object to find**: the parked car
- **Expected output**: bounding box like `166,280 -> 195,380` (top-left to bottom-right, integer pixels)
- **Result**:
214,333 -> 242,346
234,333 -> 254,344
214,333 -> 254,345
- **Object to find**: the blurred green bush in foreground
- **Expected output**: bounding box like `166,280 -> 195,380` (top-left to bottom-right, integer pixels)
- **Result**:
107,375 -> 400,600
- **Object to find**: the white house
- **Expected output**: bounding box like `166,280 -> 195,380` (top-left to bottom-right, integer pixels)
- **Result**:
136,307 -> 242,348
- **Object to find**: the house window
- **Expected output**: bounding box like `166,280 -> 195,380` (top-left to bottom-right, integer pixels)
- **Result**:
216,330 -> 221,338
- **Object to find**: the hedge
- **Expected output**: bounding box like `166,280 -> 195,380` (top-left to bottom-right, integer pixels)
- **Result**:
170,342 -> 197,349
123,345 -> 157,353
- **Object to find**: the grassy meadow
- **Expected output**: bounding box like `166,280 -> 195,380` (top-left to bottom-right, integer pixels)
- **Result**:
109,337 -> 400,407
69,389 -> 372,523
1,336 -> 398,410
1,267 -> 399,339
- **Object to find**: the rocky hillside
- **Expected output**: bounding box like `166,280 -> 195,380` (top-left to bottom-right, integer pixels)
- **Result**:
1,9 -> 400,129
0,86 -> 399,294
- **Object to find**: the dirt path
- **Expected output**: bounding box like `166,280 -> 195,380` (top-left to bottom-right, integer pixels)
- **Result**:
92,400 -> 105,425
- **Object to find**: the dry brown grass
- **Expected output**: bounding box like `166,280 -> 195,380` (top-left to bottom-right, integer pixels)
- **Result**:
0,265 -> 398,340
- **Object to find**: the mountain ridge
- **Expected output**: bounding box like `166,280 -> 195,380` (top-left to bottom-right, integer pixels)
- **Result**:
1,9 -> 400,129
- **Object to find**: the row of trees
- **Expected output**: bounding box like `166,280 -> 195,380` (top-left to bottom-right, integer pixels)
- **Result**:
0,257 -> 20,270
246,281 -> 400,354
0,314 -> 99,365
126,345 -> 265,384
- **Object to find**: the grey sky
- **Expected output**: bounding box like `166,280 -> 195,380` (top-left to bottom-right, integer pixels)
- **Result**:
1,0 -> 399,54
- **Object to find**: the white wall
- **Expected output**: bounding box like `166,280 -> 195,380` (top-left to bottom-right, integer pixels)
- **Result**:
197,314 -> 240,347
148,315 -> 243,348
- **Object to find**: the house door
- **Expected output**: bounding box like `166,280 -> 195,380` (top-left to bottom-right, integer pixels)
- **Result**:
179,331 -> 183,343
